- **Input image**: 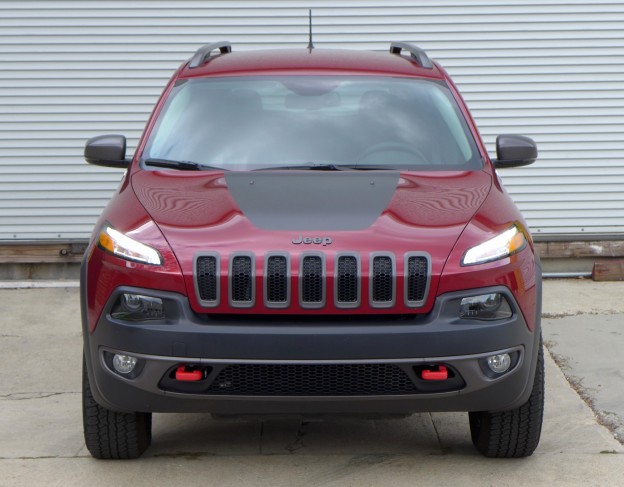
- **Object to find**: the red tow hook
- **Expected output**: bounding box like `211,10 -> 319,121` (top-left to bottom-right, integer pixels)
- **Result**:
175,365 -> 203,382
421,365 -> 448,381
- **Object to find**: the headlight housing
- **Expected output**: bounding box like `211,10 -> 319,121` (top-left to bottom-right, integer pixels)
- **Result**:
98,224 -> 162,265
110,293 -> 166,321
459,293 -> 513,321
462,224 -> 527,266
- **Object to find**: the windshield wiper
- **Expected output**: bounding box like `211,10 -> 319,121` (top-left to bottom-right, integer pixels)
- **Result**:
254,163 -> 393,171
143,158 -> 227,171
339,164 -> 394,171
254,163 -> 345,171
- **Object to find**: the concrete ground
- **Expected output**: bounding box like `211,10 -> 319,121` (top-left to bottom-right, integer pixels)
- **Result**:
1,281 -> 623,486
542,279 -> 624,445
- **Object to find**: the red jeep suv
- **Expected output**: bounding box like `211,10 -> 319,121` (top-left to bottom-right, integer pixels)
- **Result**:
81,42 -> 543,459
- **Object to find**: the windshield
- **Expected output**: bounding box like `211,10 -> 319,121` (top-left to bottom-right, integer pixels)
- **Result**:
142,76 -> 483,171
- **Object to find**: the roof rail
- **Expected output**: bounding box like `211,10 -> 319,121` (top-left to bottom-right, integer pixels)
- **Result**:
389,42 -> 433,69
189,41 -> 232,69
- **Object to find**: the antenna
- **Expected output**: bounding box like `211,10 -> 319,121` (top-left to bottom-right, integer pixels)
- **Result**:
307,9 -> 314,50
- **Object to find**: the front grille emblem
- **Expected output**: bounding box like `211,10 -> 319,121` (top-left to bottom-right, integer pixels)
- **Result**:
292,234 -> 332,246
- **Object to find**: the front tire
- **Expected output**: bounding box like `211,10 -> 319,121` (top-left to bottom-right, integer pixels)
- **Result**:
82,357 -> 152,459
469,336 -> 544,458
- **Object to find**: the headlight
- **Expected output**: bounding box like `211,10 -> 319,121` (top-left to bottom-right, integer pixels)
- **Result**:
98,224 -> 162,265
462,224 -> 527,266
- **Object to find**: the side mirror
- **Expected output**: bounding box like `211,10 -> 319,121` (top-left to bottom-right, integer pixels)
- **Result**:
493,135 -> 537,168
84,135 -> 130,168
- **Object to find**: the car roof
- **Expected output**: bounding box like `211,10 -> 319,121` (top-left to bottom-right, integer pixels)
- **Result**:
178,47 -> 446,80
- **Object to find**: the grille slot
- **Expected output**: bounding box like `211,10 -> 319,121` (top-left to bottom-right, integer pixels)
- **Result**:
265,254 -> 289,307
406,254 -> 429,306
300,255 -> 324,308
195,254 -> 219,306
371,254 -> 395,307
230,254 -> 254,306
336,255 -> 359,307
205,363 -> 418,396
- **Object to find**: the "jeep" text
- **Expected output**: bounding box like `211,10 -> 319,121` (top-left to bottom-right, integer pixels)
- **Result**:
292,235 -> 333,246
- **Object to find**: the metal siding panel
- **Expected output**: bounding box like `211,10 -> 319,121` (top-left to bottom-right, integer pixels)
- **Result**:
1,1 -> 623,239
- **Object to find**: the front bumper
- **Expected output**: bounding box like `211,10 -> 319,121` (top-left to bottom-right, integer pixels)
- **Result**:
82,283 -> 541,415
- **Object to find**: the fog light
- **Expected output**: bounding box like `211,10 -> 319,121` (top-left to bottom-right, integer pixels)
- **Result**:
460,293 -> 512,321
487,353 -> 511,374
112,354 -> 138,374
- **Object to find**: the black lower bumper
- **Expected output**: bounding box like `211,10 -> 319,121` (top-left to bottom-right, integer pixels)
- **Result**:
82,282 -> 541,416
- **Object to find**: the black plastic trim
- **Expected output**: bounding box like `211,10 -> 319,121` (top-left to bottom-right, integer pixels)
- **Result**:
83,278 -> 541,415
84,134 -> 129,168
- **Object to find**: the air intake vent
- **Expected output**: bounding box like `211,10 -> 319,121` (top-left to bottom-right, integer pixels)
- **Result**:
195,251 -> 428,311
300,254 -> 325,308
205,363 -> 418,396
265,254 -> 289,307
336,255 -> 359,307
230,254 -> 254,307
195,254 -> 219,306
371,254 -> 395,307
406,254 -> 429,307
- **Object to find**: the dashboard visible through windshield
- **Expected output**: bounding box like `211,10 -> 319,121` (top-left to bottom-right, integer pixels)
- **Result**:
142,76 -> 483,171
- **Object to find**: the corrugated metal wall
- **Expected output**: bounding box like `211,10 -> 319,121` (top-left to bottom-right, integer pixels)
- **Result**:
1,0 -> 623,240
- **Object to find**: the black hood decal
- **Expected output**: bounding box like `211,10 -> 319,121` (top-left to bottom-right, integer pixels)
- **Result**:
224,171 -> 400,231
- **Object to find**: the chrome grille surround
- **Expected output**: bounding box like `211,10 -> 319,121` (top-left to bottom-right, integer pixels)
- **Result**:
299,252 -> 326,309
369,252 -> 396,308
194,252 -> 220,307
334,252 -> 361,309
404,251 -> 431,308
228,252 -> 255,308
264,252 -> 290,308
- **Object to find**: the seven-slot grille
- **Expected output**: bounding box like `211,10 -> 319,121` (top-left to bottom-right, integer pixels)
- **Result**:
195,252 -> 429,309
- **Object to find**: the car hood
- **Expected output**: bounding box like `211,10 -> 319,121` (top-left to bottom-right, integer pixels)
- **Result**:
131,169 -> 492,313
132,169 -> 491,230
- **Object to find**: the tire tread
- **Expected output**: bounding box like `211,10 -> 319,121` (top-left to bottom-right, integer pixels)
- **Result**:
469,337 -> 544,458
82,359 -> 151,459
